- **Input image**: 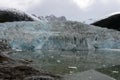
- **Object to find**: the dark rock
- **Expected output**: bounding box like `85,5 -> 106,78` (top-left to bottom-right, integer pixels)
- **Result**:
24,76 -> 55,80
0,39 -> 11,51
91,14 -> 120,31
0,54 -> 13,63
0,65 -> 60,80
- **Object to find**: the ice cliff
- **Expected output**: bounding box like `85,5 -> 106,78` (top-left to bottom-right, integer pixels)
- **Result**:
0,21 -> 120,51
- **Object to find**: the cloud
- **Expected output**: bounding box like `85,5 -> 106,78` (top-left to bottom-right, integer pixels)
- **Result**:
73,0 -> 95,9
0,0 -> 41,11
0,0 -> 120,23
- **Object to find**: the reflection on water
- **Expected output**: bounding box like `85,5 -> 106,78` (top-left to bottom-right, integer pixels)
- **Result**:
9,50 -> 120,75
97,65 -> 120,80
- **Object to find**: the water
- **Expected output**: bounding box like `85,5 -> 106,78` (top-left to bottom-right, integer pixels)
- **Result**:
8,50 -> 120,76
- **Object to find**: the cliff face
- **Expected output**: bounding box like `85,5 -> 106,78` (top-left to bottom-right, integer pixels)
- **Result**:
91,14 -> 120,31
0,21 -> 120,51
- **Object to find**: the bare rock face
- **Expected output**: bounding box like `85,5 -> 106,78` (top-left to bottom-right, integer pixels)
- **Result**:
91,14 -> 120,31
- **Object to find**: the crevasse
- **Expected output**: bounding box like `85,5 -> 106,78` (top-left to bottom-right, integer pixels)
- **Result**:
0,21 -> 120,51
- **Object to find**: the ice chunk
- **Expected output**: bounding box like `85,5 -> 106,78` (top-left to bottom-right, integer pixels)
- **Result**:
68,66 -> 77,69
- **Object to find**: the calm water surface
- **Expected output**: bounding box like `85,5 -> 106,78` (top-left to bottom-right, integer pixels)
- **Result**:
8,50 -> 120,76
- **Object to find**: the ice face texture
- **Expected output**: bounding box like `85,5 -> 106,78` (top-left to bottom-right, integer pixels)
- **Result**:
0,21 -> 120,51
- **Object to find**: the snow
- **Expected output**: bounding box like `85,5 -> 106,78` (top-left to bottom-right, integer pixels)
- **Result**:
0,7 -> 40,21
90,11 -> 120,24
108,12 -> 120,17
25,12 -> 40,21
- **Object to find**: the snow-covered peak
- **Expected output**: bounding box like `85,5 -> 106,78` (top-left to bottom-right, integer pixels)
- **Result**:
91,12 -> 120,31
38,15 -> 67,22
91,12 -> 120,24
0,8 -> 40,22
108,12 -> 120,17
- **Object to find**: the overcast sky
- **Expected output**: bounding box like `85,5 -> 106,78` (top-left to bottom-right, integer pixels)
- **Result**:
0,0 -> 120,23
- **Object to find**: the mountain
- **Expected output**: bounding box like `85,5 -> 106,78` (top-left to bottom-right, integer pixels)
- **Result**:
91,13 -> 120,31
0,8 -> 120,51
37,15 -> 67,22
0,8 -> 40,22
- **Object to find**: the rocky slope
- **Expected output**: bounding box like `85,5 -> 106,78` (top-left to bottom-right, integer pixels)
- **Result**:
0,8 -> 40,23
91,14 -> 120,31
0,65 -> 60,80
0,37 -> 60,80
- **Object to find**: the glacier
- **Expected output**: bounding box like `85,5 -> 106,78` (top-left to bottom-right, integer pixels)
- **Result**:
0,21 -> 120,51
